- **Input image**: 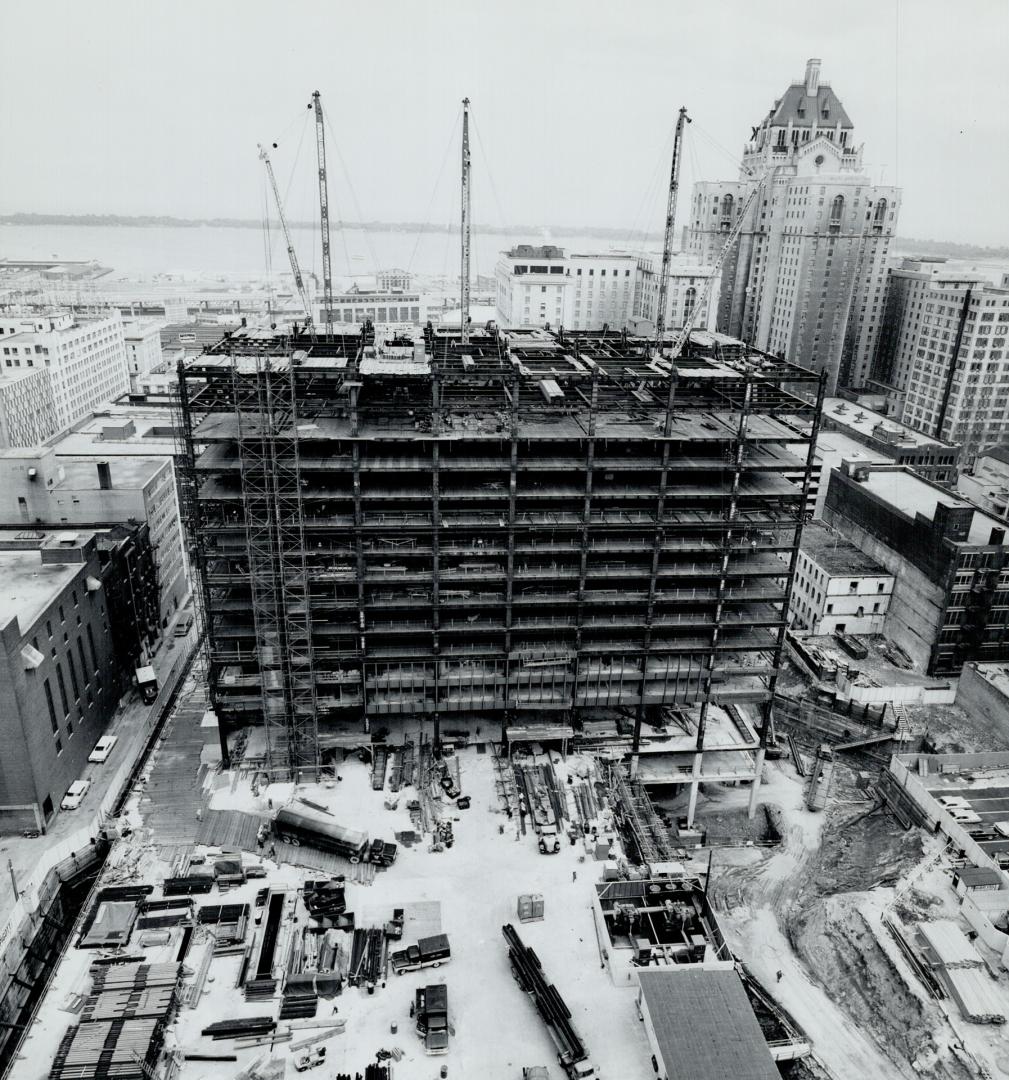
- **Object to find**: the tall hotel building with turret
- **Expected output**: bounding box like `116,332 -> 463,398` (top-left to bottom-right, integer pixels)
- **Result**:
686,59 -> 900,394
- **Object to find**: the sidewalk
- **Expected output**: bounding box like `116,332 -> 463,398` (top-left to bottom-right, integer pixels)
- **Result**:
0,627 -> 199,927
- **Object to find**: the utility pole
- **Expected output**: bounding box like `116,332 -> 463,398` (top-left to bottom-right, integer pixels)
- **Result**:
311,91 -> 334,335
655,107 -> 691,350
460,97 -> 472,346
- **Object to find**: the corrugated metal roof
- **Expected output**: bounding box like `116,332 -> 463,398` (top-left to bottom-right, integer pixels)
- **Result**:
917,920 -> 983,967
956,866 -> 1004,888
637,969 -> 779,1080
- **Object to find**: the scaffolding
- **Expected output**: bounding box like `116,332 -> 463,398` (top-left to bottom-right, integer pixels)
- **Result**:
229,349 -> 319,778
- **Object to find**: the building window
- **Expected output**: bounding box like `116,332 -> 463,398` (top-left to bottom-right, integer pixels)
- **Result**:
44,678 -> 58,733
55,662 -> 69,717
86,625 -> 98,671
829,195 -> 844,233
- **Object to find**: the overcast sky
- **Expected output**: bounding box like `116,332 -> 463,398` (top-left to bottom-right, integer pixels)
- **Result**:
2,0 -> 1007,246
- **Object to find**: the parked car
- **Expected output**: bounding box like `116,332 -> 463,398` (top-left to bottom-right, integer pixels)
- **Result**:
61,779 -> 91,810
89,735 -> 119,763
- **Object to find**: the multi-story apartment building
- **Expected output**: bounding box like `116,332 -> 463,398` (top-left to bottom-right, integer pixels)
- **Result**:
0,365 -> 59,448
0,311 -> 129,432
178,324 -> 822,824
0,448 -> 187,629
870,258 -> 1009,467
0,524 -> 159,830
686,59 -> 900,394
496,245 -> 570,327
788,520 -> 893,635
824,461 -> 1009,675
122,319 -> 166,388
495,247 -> 717,333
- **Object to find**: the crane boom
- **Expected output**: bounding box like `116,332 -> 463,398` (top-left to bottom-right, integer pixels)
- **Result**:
259,143 -> 313,327
460,97 -> 472,346
312,91 -> 334,335
663,179 -> 762,362
654,106 -> 691,346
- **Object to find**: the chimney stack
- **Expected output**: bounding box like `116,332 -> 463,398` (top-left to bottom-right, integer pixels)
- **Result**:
805,58 -> 821,96
97,461 -> 112,490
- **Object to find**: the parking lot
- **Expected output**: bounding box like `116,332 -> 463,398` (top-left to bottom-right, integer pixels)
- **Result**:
929,784 -> 1009,855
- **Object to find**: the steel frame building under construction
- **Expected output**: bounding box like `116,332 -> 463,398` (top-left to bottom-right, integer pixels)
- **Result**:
176,322 -> 823,821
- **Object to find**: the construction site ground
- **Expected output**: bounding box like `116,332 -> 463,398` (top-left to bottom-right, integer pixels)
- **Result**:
698,753 -> 1009,1080
13,700 -> 660,1080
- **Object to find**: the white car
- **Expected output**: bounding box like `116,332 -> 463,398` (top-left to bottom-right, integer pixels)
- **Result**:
948,806 -> 982,825
88,735 -> 118,763
938,795 -> 970,810
61,779 -> 91,810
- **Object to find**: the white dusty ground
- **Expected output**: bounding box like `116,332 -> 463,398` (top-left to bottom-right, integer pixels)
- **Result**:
14,749 -> 655,1080
698,761 -> 913,1080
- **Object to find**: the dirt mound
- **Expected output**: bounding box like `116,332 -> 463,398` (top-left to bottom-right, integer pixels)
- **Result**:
789,895 -> 971,1080
805,808 -> 925,897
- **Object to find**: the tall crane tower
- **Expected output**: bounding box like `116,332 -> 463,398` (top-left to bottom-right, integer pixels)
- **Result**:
662,179 -> 763,362
654,106 -> 691,349
460,97 -> 472,346
311,91 -> 334,335
259,143 -> 313,328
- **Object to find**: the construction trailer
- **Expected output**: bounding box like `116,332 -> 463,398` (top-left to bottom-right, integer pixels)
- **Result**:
176,323 -> 822,801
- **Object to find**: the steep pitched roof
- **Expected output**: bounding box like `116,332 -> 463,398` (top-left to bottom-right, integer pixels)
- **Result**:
766,83 -> 852,129
980,444 -> 1009,466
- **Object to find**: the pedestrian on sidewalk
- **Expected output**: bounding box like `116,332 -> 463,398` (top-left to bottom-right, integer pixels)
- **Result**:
572,870 -> 577,882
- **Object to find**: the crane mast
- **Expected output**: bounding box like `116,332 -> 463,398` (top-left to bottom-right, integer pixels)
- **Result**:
654,106 -> 691,349
664,179 -> 762,363
311,91 -> 334,335
460,97 -> 472,346
259,144 -> 313,328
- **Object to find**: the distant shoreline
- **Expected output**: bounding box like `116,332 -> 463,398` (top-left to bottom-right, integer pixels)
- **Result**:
0,213 -> 663,243
2,214 -> 1007,260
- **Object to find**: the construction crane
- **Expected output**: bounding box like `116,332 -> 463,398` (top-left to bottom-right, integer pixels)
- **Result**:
311,91 -> 334,335
460,97 -> 472,346
654,106 -> 691,347
259,143 -> 313,328
660,178 -> 763,362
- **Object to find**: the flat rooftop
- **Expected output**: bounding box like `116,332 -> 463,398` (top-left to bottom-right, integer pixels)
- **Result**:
0,548 -> 84,636
815,429 -> 894,465
800,521 -> 890,576
637,968 -> 780,1080
823,397 -> 950,449
859,468 -> 1008,545
53,456 -> 166,490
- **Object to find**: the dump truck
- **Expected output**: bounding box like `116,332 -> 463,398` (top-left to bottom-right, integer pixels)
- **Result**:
415,983 -> 449,1055
391,933 -> 451,974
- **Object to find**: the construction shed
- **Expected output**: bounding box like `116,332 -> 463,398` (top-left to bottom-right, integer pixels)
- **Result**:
636,968 -> 779,1080
952,866 -> 1004,896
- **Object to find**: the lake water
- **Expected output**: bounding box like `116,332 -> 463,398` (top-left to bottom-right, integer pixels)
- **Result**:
0,223 -> 657,282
